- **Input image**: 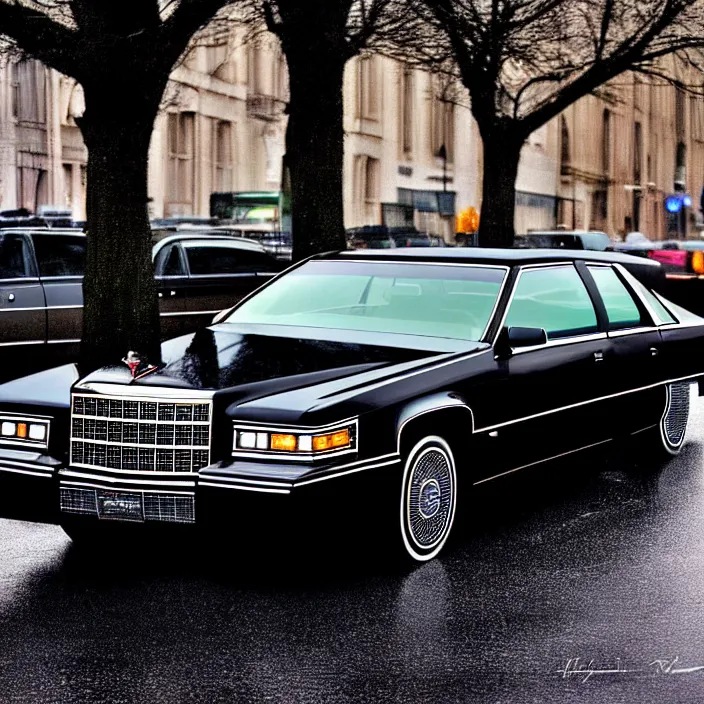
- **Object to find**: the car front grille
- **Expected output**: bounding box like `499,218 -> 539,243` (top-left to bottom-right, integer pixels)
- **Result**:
60,487 -> 195,524
71,394 -> 212,473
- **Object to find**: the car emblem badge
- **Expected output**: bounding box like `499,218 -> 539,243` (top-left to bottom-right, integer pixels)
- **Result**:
122,351 -> 158,380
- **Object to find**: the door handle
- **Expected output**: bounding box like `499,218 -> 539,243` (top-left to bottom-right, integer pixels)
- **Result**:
594,351 -> 604,363
7,293 -> 14,302
650,347 -> 659,357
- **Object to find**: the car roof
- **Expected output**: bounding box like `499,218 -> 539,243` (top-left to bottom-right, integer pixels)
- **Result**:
526,230 -> 609,236
154,233 -> 267,252
0,228 -> 83,235
323,247 -> 660,268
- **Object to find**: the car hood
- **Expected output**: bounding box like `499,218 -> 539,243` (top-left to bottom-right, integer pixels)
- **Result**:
77,325 -> 455,394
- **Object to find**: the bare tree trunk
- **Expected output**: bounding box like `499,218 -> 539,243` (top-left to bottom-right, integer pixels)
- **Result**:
285,48 -> 347,261
477,131 -> 523,249
78,88 -> 162,372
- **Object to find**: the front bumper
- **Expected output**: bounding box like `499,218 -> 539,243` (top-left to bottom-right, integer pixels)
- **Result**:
0,450 -> 402,527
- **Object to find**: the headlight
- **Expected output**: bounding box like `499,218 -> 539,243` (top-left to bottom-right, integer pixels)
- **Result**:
0,415 -> 50,449
232,421 -> 357,459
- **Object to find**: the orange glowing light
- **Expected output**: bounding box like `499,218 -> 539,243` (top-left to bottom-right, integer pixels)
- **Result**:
312,429 -> 350,452
270,434 -> 297,451
693,250 -> 704,275
16,423 -> 27,438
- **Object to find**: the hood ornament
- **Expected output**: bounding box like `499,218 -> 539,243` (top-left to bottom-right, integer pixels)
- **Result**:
122,351 -> 158,380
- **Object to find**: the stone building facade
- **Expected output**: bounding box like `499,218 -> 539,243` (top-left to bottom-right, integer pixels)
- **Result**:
0,36 -> 702,241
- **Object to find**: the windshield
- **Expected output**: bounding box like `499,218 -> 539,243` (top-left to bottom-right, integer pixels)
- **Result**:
224,260 -> 506,342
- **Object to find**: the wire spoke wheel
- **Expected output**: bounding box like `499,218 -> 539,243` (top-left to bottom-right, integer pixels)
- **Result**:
661,382 -> 690,454
400,436 -> 457,562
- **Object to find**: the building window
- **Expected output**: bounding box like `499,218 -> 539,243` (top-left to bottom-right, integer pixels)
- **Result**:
166,112 -> 195,216
691,95 -> 704,142
206,39 -> 233,82
560,115 -> 570,175
273,49 -> 288,103
676,86 -> 686,140
357,56 -> 379,119
431,89 -> 454,164
364,157 -> 380,204
633,121 -> 642,184
212,120 -> 233,192
248,45 -> 263,94
602,109 -> 611,175
354,155 -> 381,223
400,67 -> 413,155
13,59 -> 46,124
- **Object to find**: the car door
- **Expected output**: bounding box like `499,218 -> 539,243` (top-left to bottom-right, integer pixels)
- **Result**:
475,263 -> 613,479
153,242 -> 188,339
584,263 -> 663,433
30,233 -> 85,357
0,232 -> 46,349
181,242 -> 273,333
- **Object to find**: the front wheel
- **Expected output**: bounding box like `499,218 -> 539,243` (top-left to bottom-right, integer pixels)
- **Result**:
399,435 -> 458,562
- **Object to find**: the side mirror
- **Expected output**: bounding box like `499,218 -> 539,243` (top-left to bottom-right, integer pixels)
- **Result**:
495,326 -> 547,358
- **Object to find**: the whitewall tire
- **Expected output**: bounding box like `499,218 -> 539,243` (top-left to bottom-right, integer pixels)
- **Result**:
659,382 -> 691,455
400,435 -> 457,562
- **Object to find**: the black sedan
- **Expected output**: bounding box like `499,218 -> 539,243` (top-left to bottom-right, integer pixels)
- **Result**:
0,229 -> 280,377
0,248 -> 702,562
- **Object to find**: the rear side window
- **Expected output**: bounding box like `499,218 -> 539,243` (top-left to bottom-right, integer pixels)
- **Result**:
32,234 -> 86,276
0,233 -> 33,279
185,246 -> 273,275
504,265 -> 598,340
588,266 -> 642,329
186,246 -> 242,276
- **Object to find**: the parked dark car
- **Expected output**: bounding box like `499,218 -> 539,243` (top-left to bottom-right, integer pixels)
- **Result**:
347,225 -> 447,250
0,229 -> 279,377
616,239 -> 704,317
517,230 -> 613,251
0,248 -> 700,562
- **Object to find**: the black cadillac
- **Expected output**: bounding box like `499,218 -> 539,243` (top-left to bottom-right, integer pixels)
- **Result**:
0,248 -> 702,562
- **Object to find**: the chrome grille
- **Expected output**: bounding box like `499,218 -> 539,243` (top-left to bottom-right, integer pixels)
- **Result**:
71,394 -> 212,473
60,487 -> 98,515
664,382 -> 690,448
143,494 -> 195,523
59,487 -> 195,524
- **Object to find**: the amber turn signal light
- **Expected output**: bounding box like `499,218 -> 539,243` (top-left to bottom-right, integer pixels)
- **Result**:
16,423 -> 27,438
312,429 -> 350,452
270,434 -> 297,452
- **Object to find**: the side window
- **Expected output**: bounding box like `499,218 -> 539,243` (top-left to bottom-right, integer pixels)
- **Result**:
156,245 -> 186,277
31,234 -> 86,277
186,246 -> 242,276
588,266 -> 642,329
0,234 -> 32,279
235,249 -> 278,273
632,280 -> 677,324
504,266 -> 598,340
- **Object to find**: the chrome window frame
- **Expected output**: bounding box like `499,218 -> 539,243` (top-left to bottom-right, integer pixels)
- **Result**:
492,261 -> 603,352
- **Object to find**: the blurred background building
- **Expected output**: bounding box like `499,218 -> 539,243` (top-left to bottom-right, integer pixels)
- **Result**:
0,33 -> 702,240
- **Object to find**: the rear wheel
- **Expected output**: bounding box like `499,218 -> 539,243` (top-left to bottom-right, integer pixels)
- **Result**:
636,382 -> 690,466
399,435 -> 457,562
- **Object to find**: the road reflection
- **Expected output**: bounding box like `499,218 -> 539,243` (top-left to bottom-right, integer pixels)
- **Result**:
0,408 -> 703,702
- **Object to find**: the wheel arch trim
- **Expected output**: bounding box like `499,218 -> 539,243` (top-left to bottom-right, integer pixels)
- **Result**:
395,392 -> 474,456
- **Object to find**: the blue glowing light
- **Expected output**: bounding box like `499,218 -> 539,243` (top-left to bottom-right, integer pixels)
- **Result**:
666,196 -> 683,213
684,194 -> 693,208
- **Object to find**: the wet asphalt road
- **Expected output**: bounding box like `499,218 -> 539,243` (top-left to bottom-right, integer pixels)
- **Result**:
4,394 -> 704,702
